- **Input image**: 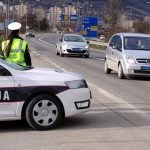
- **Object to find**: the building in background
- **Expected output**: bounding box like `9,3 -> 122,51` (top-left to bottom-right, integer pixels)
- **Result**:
48,6 -> 61,27
15,3 -> 27,18
33,6 -> 47,21
48,5 -> 77,30
64,5 -> 76,16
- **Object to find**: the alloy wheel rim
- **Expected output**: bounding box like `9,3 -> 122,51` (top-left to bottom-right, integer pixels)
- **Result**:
33,100 -> 58,126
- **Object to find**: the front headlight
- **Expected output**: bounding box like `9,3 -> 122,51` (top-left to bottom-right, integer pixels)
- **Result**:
65,80 -> 88,89
126,56 -> 136,64
84,45 -> 89,49
62,44 -> 68,49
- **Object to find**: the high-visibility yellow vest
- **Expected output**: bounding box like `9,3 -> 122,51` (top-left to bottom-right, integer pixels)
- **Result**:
2,38 -> 27,66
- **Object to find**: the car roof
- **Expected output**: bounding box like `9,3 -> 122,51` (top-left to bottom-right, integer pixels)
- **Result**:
63,34 -> 82,37
116,32 -> 150,38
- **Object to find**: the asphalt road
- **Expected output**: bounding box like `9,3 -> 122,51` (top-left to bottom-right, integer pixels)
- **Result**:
0,34 -> 150,150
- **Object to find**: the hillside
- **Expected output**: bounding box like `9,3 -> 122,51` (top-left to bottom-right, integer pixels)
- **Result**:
1,0 -> 150,16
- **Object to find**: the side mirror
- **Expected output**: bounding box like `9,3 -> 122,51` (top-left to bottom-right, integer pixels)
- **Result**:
112,45 -> 117,49
112,45 -> 122,51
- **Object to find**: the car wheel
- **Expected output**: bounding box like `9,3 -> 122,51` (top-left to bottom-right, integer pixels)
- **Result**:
56,49 -> 59,55
104,60 -> 111,74
60,50 -> 64,57
85,54 -> 89,58
118,63 -> 125,79
25,94 -> 64,130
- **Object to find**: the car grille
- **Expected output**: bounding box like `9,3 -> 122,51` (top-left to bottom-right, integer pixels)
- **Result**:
134,70 -> 150,74
72,48 -> 82,51
66,49 -> 86,53
136,59 -> 150,64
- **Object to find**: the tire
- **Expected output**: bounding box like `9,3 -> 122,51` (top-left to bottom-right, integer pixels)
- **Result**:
118,63 -> 125,79
56,49 -> 59,55
85,54 -> 89,58
25,94 -> 64,130
60,50 -> 64,57
104,60 -> 111,74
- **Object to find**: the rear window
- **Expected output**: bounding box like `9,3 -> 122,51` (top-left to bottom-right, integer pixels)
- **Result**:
124,36 -> 150,51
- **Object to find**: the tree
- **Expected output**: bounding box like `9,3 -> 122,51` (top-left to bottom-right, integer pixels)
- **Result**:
133,19 -> 150,34
100,0 -> 122,41
39,18 -> 49,31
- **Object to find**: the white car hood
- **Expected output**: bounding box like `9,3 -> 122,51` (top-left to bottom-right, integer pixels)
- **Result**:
125,50 -> 150,59
19,67 -> 83,82
64,42 -> 87,48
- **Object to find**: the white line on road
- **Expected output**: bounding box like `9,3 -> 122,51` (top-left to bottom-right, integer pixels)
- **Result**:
39,37 -> 56,47
88,82 -> 147,114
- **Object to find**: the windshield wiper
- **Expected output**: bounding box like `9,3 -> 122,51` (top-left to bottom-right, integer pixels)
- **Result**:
23,66 -> 34,70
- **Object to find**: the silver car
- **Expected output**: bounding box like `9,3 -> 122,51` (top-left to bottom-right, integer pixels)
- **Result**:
56,34 -> 90,58
105,33 -> 150,79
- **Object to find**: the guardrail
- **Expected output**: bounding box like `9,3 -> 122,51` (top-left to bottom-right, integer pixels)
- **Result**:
89,40 -> 108,47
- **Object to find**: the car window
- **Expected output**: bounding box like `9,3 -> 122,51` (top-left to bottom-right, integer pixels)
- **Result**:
59,36 -> 63,42
109,35 -> 118,47
115,36 -> 122,50
124,36 -> 150,50
64,36 -> 85,42
0,65 -> 11,76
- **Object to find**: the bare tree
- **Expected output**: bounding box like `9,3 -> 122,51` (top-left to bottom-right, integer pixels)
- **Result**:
133,19 -> 150,34
100,0 -> 122,41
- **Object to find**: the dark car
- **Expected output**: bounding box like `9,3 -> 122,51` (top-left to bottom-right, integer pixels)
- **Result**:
26,30 -> 35,38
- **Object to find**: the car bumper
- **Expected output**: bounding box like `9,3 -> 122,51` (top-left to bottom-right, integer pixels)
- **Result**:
124,63 -> 150,76
56,88 -> 91,117
62,49 -> 89,55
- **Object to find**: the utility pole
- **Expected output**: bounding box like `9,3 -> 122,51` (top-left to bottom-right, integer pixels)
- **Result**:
76,0 -> 80,32
12,0 -> 14,20
5,0 -> 9,39
26,2 -> 29,31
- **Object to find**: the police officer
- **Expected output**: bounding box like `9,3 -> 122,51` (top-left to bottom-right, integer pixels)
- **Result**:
0,22 -> 32,66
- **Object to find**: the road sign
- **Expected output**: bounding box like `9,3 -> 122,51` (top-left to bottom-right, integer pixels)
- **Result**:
82,17 -> 98,38
70,15 -> 78,21
60,15 -> 69,21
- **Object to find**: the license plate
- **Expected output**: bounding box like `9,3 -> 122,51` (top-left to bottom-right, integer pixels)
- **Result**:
141,66 -> 150,71
72,48 -> 81,51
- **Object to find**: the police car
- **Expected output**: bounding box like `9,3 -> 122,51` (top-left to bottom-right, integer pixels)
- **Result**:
0,59 -> 91,130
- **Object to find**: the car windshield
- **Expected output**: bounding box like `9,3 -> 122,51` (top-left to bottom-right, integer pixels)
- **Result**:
0,59 -> 34,71
64,35 -> 85,42
27,30 -> 34,33
124,36 -> 150,51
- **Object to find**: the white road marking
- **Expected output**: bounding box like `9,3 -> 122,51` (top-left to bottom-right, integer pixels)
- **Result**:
36,55 -> 63,69
96,58 -> 105,61
88,82 -> 146,114
39,37 -> 56,47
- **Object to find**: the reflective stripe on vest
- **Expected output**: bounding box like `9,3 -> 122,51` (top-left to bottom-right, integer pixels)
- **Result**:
2,39 -> 27,66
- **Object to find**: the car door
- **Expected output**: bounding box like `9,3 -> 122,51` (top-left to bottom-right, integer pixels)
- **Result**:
113,35 -> 123,71
107,35 -> 118,70
0,65 -> 17,117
